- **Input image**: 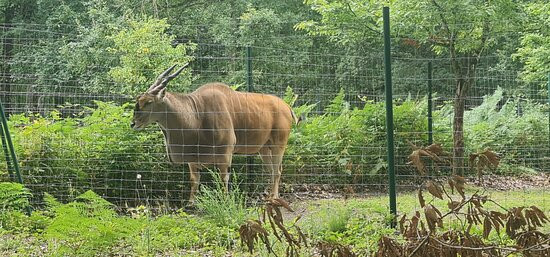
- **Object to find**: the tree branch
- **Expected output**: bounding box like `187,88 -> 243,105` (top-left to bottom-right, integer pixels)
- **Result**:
163,0 -> 208,10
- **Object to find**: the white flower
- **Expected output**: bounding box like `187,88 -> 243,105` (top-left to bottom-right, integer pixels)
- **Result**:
137,174 -> 142,179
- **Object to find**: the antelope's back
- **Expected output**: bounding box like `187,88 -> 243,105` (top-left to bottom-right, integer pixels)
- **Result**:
194,83 -> 294,152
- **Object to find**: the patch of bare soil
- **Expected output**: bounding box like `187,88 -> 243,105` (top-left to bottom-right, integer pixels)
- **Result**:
281,184 -> 386,203
277,172 -> 550,202
468,172 -> 550,191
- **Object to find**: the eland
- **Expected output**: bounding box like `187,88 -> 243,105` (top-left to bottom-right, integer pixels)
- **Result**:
131,64 -> 297,203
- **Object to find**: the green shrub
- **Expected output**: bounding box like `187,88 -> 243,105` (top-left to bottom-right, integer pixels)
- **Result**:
436,87 -> 548,173
4,101 -> 184,203
3,87 -> 546,209
0,211 -> 51,234
286,89 -> 428,184
107,17 -> 195,95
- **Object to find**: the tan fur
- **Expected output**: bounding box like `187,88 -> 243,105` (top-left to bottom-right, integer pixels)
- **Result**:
132,82 -> 296,203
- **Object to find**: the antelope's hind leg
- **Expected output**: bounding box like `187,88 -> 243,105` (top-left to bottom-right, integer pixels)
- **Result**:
260,146 -> 285,199
270,147 -> 285,199
188,163 -> 201,205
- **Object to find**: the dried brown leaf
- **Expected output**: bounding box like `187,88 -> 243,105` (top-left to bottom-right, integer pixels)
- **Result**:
239,219 -> 272,254
426,180 -> 444,200
482,149 -> 500,168
409,150 -> 426,175
418,189 -> 426,208
399,214 -> 407,235
452,175 -> 466,199
530,206 -> 549,223
448,200 -> 461,211
447,178 -> 455,194
426,143 -> 448,156
490,211 -> 505,234
424,204 -> 442,233
483,216 -> 492,239
270,198 -> 294,212
469,153 -> 478,171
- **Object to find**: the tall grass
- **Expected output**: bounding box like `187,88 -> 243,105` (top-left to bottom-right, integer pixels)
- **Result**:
194,170 -> 250,229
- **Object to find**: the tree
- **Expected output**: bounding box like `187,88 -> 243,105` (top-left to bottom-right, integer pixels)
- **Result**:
298,0 -> 523,174
515,1 -> 550,89
107,18 -> 195,95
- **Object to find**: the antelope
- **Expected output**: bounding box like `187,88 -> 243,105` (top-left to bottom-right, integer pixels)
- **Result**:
131,64 -> 297,203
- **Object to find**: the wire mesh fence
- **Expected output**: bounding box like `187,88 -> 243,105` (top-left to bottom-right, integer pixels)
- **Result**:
1,20 -> 549,212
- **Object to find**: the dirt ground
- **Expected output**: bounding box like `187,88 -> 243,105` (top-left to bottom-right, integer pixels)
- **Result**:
468,172 -> 550,190
278,172 -> 550,203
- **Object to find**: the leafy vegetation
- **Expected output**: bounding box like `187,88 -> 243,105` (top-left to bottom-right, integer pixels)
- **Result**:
0,188 -> 236,256
1,181 -> 548,256
0,182 -> 31,211
1,85 -> 546,204
375,146 -> 550,256
107,18 -> 195,95
1,1 -> 550,255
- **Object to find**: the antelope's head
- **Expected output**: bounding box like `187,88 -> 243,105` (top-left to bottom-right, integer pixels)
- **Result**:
131,64 -> 187,130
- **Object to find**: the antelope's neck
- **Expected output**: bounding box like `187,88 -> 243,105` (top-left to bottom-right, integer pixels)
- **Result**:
155,93 -> 199,132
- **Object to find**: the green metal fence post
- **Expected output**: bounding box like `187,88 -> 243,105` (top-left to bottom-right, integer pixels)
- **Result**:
246,46 -> 254,193
0,99 -> 30,214
0,100 -> 22,184
428,62 -> 433,145
383,6 -> 397,226
0,121 -> 14,180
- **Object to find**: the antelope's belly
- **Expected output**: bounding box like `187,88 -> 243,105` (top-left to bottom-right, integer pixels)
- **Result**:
167,144 -> 232,164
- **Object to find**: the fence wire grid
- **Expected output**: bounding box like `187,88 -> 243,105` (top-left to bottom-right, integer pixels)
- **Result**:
1,21 -> 549,212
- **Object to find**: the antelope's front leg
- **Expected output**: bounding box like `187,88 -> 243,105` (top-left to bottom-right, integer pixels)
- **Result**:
217,162 -> 231,193
188,163 -> 201,204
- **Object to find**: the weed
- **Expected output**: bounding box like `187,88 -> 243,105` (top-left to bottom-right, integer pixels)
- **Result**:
195,171 -> 250,229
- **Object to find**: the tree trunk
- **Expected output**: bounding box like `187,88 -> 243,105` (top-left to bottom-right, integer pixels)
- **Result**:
452,78 -> 468,175
452,59 -> 476,175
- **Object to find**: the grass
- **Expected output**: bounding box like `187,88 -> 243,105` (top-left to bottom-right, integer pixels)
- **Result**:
0,183 -> 549,256
292,185 -> 550,255
194,171 -> 251,229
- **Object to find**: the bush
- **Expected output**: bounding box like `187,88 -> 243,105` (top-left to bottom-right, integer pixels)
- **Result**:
2,87 -> 546,208
4,101 -> 182,204
436,87 -> 548,173
107,17 -> 195,95
1,189 -> 236,256
286,88 -> 428,185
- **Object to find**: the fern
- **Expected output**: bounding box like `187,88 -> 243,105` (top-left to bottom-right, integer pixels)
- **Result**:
283,86 -> 317,120
283,86 -> 298,106
325,88 -> 348,114
0,182 -> 32,211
